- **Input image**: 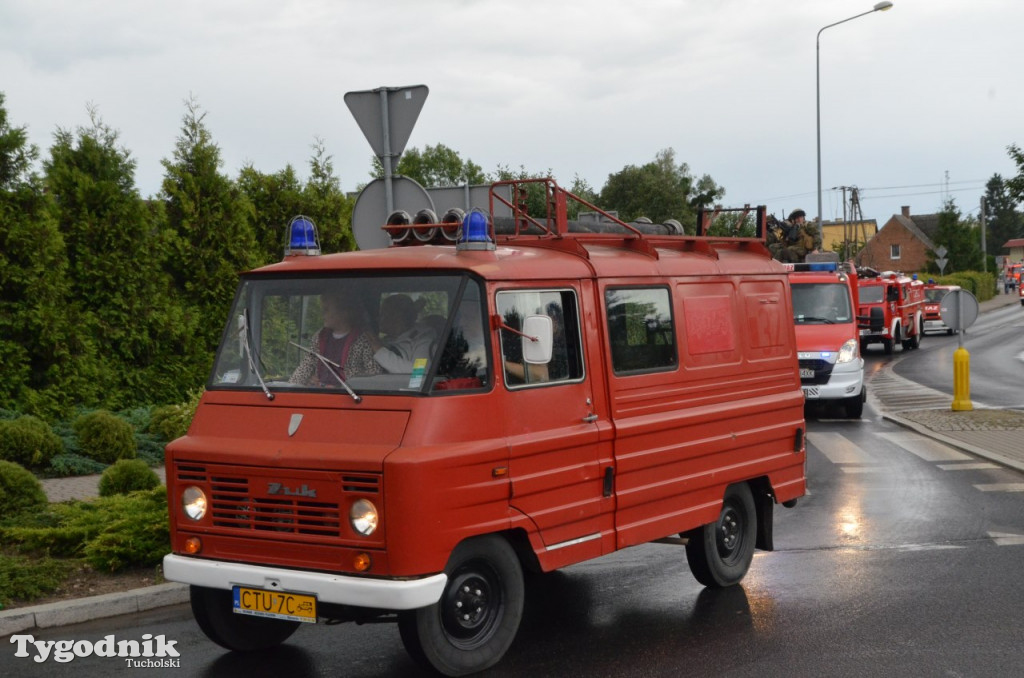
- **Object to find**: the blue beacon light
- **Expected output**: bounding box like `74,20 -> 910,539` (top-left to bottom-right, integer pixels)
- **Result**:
457,210 -> 495,251
285,215 -> 320,257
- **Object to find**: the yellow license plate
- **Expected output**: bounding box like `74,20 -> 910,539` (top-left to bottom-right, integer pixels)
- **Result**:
232,586 -> 317,623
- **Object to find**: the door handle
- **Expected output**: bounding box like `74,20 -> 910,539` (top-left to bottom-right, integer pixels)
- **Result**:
582,413 -> 598,423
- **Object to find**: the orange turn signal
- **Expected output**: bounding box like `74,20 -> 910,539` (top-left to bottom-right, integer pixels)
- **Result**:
183,537 -> 202,554
353,552 -> 372,572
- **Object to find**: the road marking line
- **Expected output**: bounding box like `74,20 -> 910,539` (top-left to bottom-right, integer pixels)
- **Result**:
989,531 -> 1024,546
807,432 -> 870,464
877,432 -> 973,461
841,467 -> 886,474
974,483 -> 1024,492
937,462 -> 1000,471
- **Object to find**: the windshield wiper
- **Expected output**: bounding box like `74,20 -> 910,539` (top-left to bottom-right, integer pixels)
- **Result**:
289,341 -> 362,403
240,310 -> 274,401
796,316 -> 834,324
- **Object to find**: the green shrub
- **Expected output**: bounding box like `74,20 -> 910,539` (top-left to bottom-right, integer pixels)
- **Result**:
0,415 -> 64,468
46,453 -> 108,477
99,459 -> 161,497
118,406 -> 153,431
2,488 -> 169,572
0,460 -> 48,518
147,389 -> 202,442
0,554 -> 72,607
73,410 -> 137,464
84,493 -> 170,572
936,271 -> 996,302
135,434 -> 166,467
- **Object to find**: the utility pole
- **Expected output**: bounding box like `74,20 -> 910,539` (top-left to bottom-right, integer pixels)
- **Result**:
980,196 -> 987,272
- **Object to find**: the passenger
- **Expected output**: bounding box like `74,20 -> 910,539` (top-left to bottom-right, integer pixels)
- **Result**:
438,303 -> 488,383
369,294 -> 437,373
290,293 -> 382,385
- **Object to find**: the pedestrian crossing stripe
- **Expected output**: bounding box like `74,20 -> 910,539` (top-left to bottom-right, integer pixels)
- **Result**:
988,531 -> 1024,546
938,463 -> 999,471
808,431 -> 1022,493
974,483 -> 1024,492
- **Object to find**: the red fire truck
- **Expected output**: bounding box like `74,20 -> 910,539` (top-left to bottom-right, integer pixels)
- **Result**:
785,256 -> 865,418
922,281 -> 960,335
162,180 -> 806,675
857,269 -> 925,354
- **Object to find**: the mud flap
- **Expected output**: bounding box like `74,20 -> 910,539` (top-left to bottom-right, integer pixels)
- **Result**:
755,492 -> 774,551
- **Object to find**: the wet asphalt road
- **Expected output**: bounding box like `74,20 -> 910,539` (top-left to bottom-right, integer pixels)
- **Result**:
889,302 -> 1024,408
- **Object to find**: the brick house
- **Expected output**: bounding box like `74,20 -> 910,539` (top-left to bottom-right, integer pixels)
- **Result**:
857,206 -> 937,273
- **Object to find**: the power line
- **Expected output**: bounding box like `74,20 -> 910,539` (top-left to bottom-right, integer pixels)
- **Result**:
859,180 -> 985,191
858,186 -> 986,201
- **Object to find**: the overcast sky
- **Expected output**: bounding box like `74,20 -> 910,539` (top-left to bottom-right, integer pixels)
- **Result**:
3,0 -> 1021,232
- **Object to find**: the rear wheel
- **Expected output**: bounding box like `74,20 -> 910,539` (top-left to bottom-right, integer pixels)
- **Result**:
399,535 -> 525,676
190,586 -> 300,651
685,483 -> 756,588
882,337 -> 894,355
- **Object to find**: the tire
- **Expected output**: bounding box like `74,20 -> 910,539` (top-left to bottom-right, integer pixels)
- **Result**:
190,585 -> 300,652
685,483 -> 757,588
399,535 -> 525,676
844,389 -> 865,419
882,337 -> 894,355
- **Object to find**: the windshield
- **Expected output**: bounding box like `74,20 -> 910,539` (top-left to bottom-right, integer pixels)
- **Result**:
925,288 -> 951,302
209,273 -> 490,395
791,283 -> 853,324
858,285 -> 884,304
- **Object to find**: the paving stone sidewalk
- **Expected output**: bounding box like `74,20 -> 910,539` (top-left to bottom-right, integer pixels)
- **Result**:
39,466 -> 166,503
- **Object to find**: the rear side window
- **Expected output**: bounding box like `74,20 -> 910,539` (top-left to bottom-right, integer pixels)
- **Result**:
605,287 -> 677,374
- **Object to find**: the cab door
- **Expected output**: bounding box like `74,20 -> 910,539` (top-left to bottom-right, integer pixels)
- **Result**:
497,283 -> 613,562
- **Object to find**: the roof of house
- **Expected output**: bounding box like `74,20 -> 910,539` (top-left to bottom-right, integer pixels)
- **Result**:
1003,238 -> 1024,249
888,213 -> 937,250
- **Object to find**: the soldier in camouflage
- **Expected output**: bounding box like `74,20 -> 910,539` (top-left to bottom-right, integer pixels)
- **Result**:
768,209 -> 821,263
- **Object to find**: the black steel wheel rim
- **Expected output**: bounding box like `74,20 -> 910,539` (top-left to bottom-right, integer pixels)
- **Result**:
440,562 -> 503,649
716,501 -> 744,564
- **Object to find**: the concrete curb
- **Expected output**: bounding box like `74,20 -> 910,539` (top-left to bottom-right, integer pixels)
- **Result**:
0,583 -> 188,638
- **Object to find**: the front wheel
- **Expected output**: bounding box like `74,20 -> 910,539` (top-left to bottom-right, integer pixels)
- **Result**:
190,586 -> 300,652
685,483 -> 757,588
399,535 -> 525,677
844,389 -> 865,419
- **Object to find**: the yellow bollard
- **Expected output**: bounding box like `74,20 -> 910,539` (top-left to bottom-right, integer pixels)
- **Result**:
951,346 -> 973,411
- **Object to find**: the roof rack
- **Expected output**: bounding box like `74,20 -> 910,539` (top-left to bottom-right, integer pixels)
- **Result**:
381,177 -> 771,260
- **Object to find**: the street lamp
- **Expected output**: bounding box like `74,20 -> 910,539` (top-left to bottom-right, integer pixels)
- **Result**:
816,1 -> 893,241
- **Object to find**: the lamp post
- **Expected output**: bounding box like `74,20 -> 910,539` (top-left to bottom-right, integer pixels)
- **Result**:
816,1 -> 893,241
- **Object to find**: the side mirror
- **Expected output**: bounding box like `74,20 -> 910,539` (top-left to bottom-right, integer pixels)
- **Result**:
521,315 -> 553,364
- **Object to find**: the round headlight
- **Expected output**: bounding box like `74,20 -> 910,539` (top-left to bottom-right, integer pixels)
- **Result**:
182,486 -> 208,521
350,499 -> 378,536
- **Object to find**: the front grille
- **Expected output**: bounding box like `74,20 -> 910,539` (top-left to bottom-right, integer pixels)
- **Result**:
798,359 -> 833,385
176,465 -> 379,539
